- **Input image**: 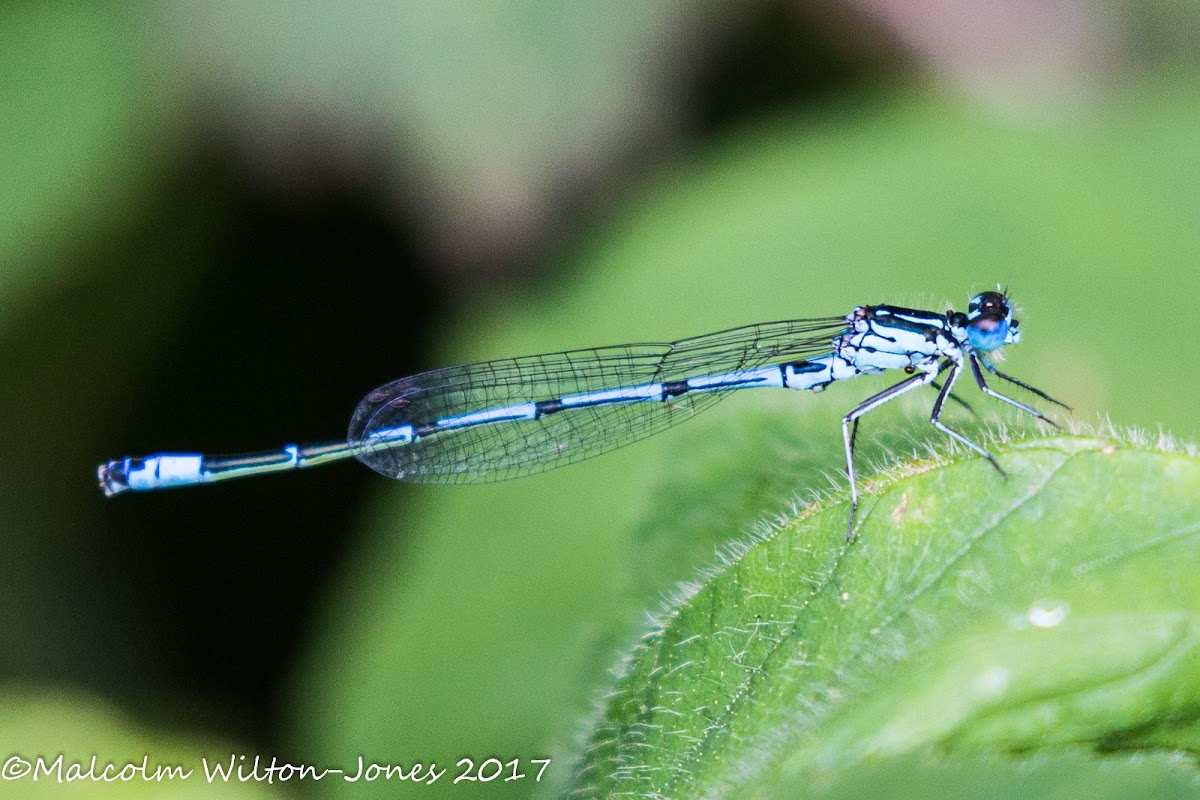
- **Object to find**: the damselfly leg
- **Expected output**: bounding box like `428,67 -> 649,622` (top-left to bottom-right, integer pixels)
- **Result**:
930,355 -> 1007,475
971,353 -> 1069,422
928,381 -> 980,418
842,362 -> 940,539
842,351 -> 1064,541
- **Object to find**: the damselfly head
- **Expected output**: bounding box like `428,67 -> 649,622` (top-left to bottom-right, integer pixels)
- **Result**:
966,290 -> 1019,351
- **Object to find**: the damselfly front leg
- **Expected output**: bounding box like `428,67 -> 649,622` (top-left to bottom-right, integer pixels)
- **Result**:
971,353 -> 1070,421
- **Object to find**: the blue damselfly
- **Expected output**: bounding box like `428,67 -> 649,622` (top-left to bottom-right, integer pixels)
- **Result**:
98,290 -> 1066,537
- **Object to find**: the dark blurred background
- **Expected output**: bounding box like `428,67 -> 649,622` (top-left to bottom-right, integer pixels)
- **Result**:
3,1 -> 1199,798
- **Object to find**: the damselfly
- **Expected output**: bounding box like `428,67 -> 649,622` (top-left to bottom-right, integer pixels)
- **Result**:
98,290 -> 1067,537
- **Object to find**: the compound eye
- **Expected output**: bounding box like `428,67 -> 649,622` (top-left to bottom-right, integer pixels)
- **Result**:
969,290 -> 1010,320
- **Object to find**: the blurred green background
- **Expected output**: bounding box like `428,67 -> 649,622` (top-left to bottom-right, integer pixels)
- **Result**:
3,1 -> 1199,797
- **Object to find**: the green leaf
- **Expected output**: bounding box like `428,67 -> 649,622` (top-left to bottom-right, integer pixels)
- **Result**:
574,434 -> 1200,797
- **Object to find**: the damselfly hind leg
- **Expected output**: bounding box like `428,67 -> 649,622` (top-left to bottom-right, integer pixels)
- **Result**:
842,365 -> 940,541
